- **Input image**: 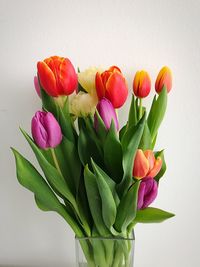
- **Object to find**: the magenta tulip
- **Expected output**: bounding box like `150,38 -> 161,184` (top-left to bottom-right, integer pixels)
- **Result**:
31,111 -> 62,149
34,76 -> 41,97
94,98 -> 119,131
137,177 -> 158,209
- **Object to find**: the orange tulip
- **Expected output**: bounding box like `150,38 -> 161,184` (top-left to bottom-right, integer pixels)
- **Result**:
133,149 -> 162,179
37,56 -> 78,97
133,70 -> 151,98
95,66 -> 128,108
155,66 -> 172,93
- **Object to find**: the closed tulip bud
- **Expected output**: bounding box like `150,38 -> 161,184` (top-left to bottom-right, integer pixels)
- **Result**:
155,66 -> 172,93
37,56 -> 78,97
94,98 -> 119,131
31,111 -> 62,149
133,149 -> 162,179
95,66 -> 128,108
34,76 -> 41,97
137,177 -> 158,209
133,70 -> 151,98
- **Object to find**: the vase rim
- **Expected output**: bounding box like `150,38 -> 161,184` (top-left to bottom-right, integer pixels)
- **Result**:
75,231 -> 135,241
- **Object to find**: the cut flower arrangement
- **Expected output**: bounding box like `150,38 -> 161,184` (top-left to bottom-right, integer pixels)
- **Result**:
12,56 -> 174,267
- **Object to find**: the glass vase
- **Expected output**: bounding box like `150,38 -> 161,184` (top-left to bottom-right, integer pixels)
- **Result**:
75,232 -> 135,267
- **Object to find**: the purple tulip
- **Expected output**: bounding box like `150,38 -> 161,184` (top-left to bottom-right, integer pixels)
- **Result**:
94,98 -> 119,131
137,177 -> 158,210
34,76 -> 41,97
31,111 -> 62,149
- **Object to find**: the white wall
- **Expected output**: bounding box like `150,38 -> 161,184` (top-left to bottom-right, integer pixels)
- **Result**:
0,0 -> 200,266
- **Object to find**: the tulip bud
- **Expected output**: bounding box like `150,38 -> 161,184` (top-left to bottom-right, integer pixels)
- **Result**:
133,149 -> 162,179
95,66 -> 128,108
155,66 -> 172,93
133,70 -> 151,98
31,111 -> 62,149
137,177 -> 158,209
37,56 -> 78,97
94,98 -> 119,131
34,76 -> 41,97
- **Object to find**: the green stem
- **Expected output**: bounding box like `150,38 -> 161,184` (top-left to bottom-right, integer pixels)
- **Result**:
139,98 -> 143,119
50,148 -> 62,177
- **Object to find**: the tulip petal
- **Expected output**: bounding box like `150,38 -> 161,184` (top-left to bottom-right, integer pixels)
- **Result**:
37,61 -> 57,97
148,156 -> 162,178
144,150 -> 155,170
137,182 -> 146,209
108,66 -> 121,73
59,58 -> 78,95
133,71 -> 140,96
105,72 -> 128,108
95,72 -> 106,99
43,112 -> 62,148
31,112 -> 48,149
96,98 -> 119,131
133,149 -> 149,179
142,178 -> 158,209
34,76 -> 41,97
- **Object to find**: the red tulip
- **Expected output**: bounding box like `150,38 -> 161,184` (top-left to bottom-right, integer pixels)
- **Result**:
95,66 -> 128,108
133,149 -> 162,180
37,56 -> 78,97
133,70 -> 151,98
155,66 -> 172,93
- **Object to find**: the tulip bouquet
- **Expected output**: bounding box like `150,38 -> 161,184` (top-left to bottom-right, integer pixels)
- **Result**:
12,56 -> 174,267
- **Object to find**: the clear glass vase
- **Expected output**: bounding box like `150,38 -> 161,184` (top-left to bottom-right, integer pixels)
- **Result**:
75,232 -> 135,267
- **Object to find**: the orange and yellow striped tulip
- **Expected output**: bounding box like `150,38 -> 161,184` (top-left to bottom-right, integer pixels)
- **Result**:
133,70 -> 151,98
155,66 -> 172,93
133,149 -> 162,180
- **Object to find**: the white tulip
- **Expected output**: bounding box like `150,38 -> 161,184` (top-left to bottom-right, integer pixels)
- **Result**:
70,91 -> 98,117
78,67 -> 103,94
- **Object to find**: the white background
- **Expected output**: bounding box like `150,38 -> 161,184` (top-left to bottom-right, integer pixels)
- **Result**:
0,0 -> 200,266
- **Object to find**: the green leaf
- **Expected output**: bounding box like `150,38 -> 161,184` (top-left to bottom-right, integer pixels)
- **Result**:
40,85 -> 58,118
91,159 -> 119,206
91,159 -> 117,230
57,100 -> 76,143
127,94 -> 138,128
114,181 -> 140,232
151,133 -> 157,149
139,122 -> 152,150
118,114 -> 146,195
55,136 -> 81,195
119,124 -> 127,141
155,150 -> 167,182
104,121 -> 123,183
84,165 -> 110,236
78,127 -> 103,168
11,148 -> 84,237
20,129 -> 79,215
135,207 -> 175,223
76,172 -> 92,236
147,87 -> 167,141
93,110 -> 107,141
